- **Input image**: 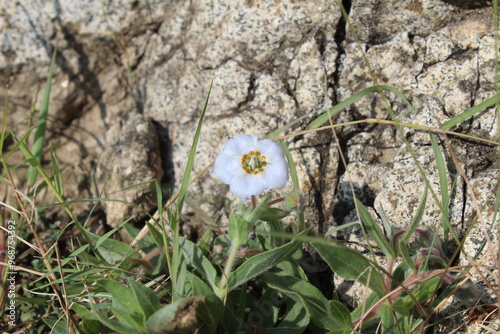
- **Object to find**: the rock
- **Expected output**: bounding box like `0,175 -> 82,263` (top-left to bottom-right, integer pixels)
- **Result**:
135,0 -> 342,225
95,113 -> 163,227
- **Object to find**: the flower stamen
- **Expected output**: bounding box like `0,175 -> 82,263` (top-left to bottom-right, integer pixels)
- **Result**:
241,151 -> 267,174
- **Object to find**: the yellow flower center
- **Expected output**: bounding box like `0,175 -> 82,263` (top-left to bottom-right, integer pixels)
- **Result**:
241,151 -> 267,175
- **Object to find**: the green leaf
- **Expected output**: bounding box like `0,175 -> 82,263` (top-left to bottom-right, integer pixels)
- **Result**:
196,293 -> 224,334
264,113 -> 310,139
262,272 -> 348,331
257,207 -> 291,221
280,141 -> 300,192
398,241 -> 415,272
249,289 -> 280,328
72,302 -> 98,321
49,144 -> 63,195
27,49 -> 57,186
87,231 -> 139,267
146,298 -> 202,334
356,199 -> 396,259
276,259 -> 308,281
175,254 -> 188,296
430,132 -> 458,246
110,306 -> 146,331
441,93 -> 500,130
179,237 -> 218,289
227,230 -> 306,292
155,179 -> 163,211
97,279 -> 145,318
329,300 -> 352,330
17,136 -> 40,167
128,278 -> 161,317
146,220 -> 165,249
221,302 -> 241,333
80,319 -> 103,334
392,277 -> 441,315
172,82 -> 212,295
350,291 -> 380,328
31,266 -> 103,290
123,223 -> 158,256
273,296 -> 309,332
198,229 -> 212,255
177,82 -> 212,213
377,205 -> 393,240
1,87 -> 8,154
313,241 -> 386,297
279,144 -> 303,232
21,243 -> 90,286
493,176 -> 500,236
380,303 -> 395,334
80,319 -> 104,334
90,302 -> 141,334
185,271 -> 213,297
401,187 -> 428,244
430,134 -> 448,215
95,219 -> 131,249
307,85 -> 414,130
325,220 -> 359,237
244,191 -> 272,223
43,318 -> 70,334
228,212 -> 251,245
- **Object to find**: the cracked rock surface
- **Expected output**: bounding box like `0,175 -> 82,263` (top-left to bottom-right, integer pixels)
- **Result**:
1,0 -> 498,331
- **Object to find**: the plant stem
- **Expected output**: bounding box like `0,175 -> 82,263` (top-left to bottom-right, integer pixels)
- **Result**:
216,238 -> 241,300
385,257 -> 394,292
276,118 -> 499,146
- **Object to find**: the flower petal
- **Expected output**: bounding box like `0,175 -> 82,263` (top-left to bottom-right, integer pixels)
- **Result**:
223,134 -> 259,156
257,139 -> 285,158
229,173 -> 268,200
213,152 -> 244,184
263,157 -> 289,189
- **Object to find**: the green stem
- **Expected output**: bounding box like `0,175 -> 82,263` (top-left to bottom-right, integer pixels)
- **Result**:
278,118 -> 499,146
385,257 -> 394,293
216,238 -> 241,300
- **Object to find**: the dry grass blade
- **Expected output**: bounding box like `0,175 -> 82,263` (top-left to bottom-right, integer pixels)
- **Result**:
0,262 -> 44,277
443,135 -> 500,299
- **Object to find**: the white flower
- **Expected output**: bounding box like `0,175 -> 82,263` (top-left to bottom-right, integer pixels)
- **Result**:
213,134 -> 289,200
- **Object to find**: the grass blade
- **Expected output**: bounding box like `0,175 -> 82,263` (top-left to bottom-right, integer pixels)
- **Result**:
49,144 -> 63,196
265,113 -> 309,139
325,220 -> 359,237
430,133 -> 450,247
27,49 -> 57,186
176,82 -> 212,213
0,87 -> 8,153
307,85 -> 414,130
356,199 -> 396,259
441,93 -> 500,130
401,187 -> 428,245
279,141 -> 305,230
172,82 -> 212,298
